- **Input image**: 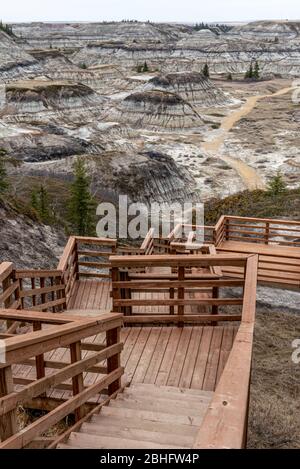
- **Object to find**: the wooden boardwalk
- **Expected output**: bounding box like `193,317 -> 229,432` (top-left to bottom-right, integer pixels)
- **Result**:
11,279 -> 237,402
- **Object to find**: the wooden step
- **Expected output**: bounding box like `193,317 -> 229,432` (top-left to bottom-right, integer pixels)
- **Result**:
90,414 -> 198,437
125,385 -> 213,402
79,422 -> 193,447
57,432 -> 183,449
112,394 -> 210,416
100,404 -> 204,426
129,383 -> 213,398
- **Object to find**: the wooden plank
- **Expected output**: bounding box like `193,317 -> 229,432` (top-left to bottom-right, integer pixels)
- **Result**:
202,326 -> 224,391
123,315 -> 242,324
167,327 -> 192,387
179,327 -> 203,389
155,328 -> 182,386
70,341 -> 85,421
143,328 -> 172,384
191,327 -> 213,389
112,279 -> 244,289
107,327 -> 121,395
125,328 -> 151,383
19,284 -> 65,299
193,324 -> 253,449
110,254 -> 248,268
131,328 -> 161,383
216,326 -> 235,384
0,263 -> 13,283
0,366 -> 17,441
114,298 -> 243,306
15,270 -> 63,279
57,237 -> 76,271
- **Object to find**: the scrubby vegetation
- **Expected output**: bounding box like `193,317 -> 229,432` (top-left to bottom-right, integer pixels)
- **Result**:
204,187 -> 300,224
249,309 -> 300,448
0,20 -> 14,37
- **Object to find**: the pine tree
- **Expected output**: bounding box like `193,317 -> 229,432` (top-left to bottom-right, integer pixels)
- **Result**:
253,61 -> 260,80
39,185 -> 51,222
0,149 -> 9,194
30,185 -> 52,223
202,63 -> 209,78
227,72 -> 233,81
245,63 -> 254,80
143,61 -> 149,73
68,159 -> 96,236
30,188 -> 39,212
267,171 -> 287,196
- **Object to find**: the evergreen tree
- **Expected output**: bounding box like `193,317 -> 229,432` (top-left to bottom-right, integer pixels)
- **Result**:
245,63 -> 254,80
39,185 -> 51,221
30,188 -> 39,212
253,61 -> 260,80
68,159 -> 96,236
30,185 -> 52,223
267,171 -> 287,196
227,72 -> 233,81
202,63 -> 209,78
143,61 -> 149,73
0,149 -> 9,194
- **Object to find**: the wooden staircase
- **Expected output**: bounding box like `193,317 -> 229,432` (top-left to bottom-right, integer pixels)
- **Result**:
57,383 -> 213,449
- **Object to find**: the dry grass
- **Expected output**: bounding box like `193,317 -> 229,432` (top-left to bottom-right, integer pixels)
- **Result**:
248,307 -> 300,448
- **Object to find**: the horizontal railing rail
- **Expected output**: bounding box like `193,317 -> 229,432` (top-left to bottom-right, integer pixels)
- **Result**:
0,310 -> 123,449
193,254 -> 257,449
110,254 -> 250,325
215,215 -> 300,247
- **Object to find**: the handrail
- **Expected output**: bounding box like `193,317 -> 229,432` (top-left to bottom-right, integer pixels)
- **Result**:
0,310 -> 123,448
110,254 -> 250,325
193,255 -> 258,448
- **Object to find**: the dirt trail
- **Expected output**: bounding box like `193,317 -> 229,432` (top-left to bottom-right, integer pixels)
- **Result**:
202,86 -> 295,190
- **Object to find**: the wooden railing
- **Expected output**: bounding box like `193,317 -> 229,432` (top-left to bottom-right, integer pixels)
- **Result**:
0,310 -> 123,448
193,254 -> 258,449
0,262 -> 21,311
16,269 -> 66,313
214,215 -> 300,247
168,223 -> 215,245
58,236 -> 117,306
110,254 -> 250,325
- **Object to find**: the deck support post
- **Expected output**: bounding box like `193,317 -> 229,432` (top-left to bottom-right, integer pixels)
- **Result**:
0,366 -> 17,441
106,326 -> 121,396
33,322 -> 46,390
212,286 -> 219,326
178,266 -> 185,327
70,341 -> 85,422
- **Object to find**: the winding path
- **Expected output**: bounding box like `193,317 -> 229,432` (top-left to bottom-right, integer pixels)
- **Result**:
202,85 -> 296,190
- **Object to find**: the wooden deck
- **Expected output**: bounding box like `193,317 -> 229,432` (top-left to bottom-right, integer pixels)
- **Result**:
12,279 -> 237,399
218,240 -> 300,287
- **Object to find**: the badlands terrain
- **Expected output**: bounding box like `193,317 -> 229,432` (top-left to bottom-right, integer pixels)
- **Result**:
0,20 -> 300,208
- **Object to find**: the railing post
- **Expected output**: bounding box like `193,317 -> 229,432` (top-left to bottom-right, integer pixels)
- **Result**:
70,341 -> 85,421
212,286 -> 219,326
264,222 -> 270,245
225,218 -> 230,241
106,326 -> 121,396
111,267 -> 121,314
33,321 -> 45,383
178,266 -> 185,327
0,366 -> 17,441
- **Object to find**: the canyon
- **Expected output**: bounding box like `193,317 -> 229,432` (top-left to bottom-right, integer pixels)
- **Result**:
0,20 -> 300,208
